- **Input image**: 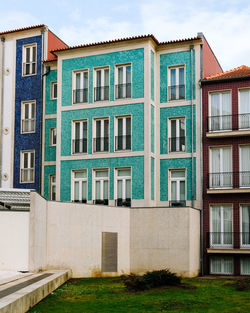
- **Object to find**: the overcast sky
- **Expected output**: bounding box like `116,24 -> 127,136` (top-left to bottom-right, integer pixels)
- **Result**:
1,0 -> 250,71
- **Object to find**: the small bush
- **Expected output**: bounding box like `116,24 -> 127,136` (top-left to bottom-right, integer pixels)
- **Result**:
235,279 -> 250,291
122,269 -> 181,292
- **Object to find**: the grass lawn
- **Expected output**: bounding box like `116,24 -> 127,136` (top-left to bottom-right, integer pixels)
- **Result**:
29,277 -> 250,313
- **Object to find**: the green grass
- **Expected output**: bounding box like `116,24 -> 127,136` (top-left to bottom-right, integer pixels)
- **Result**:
29,277 -> 250,313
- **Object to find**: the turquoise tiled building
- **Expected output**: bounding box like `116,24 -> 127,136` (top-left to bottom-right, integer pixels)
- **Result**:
42,33 -> 221,209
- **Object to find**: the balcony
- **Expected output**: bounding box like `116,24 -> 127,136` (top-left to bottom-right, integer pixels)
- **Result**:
116,198 -> 131,207
169,200 -> 186,207
21,168 -> 34,183
72,139 -> 87,154
94,86 -> 109,101
207,232 -> 250,249
115,135 -> 131,151
115,83 -> 131,99
73,88 -> 88,104
168,85 -> 185,101
22,118 -> 35,133
207,113 -> 250,136
93,199 -> 108,205
93,137 -> 109,152
207,172 -> 250,191
169,137 -> 186,153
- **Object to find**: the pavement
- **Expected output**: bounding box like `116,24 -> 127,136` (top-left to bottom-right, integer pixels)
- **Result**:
0,271 -> 32,286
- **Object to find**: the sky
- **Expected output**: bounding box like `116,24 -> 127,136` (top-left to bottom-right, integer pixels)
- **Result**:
1,0 -> 250,71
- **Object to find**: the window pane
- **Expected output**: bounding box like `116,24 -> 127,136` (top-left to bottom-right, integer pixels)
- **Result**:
32,46 -> 36,62
30,152 -> 34,167
126,179 -> 131,198
126,66 -> 131,83
241,258 -> 250,275
103,180 -> 108,199
104,69 -> 109,86
96,120 -> 101,138
83,72 -> 88,89
95,181 -> 101,199
75,171 -> 87,178
241,146 -> 250,172
239,90 -> 250,114
104,120 -> 109,137
83,121 -> 87,139
26,47 -> 30,62
171,181 -> 177,201
171,170 -> 185,178
118,169 -> 131,176
75,123 -> 80,140
118,119 -> 123,136
31,103 -> 35,118
179,68 -> 184,85
24,153 -> 28,168
170,68 -> 176,86
118,67 -> 123,84
117,180 -> 122,198
126,117 -> 131,135
96,170 -> 108,177
222,92 -> 231,115
171,120 -> 176,137
74,181 -> 79,200
211,257 -> 221,273
180,181 -> 185,200
82,181 -> 87,200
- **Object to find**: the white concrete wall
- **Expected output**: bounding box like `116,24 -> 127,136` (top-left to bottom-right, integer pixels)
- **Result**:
0,210 -> 29,271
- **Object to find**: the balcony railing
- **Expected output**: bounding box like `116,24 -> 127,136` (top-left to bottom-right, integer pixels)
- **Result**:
169,200 -> 186,207
116,198 -> 131,207
115,135 -> 131,151
207,232 -> 250,249
94,86 -> 109,101
115,83 -> 132,99
208,172 -> 250,189
73,88 -> 88,103
72,139 -> 87,154
23,62 -> 36,75
168,85 -> 185,101
207,113 -> 250,132
93,137 -> 109,152
94,199 -> 108,205
169,137 -> 186,152
21,168 -> 34,183
22,119 -> 35,133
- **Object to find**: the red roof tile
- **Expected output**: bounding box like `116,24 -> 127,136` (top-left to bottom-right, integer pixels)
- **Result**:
203,65 -> 250,81
0,24 -> 46,36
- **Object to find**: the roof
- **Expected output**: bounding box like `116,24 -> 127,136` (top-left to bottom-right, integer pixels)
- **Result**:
0,188 -> 31,210
202,65 -> 250,82
51,34 -> 201,54
0,24 -> 46,36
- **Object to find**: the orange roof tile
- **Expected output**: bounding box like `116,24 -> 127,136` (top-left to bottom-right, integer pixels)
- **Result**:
0,24 -> 46,36
203,65 -> 250,81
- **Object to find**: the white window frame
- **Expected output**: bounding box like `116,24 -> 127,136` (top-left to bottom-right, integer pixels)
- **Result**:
72,170 -> 88,203
168,65 -> 185,101
210,204 -> 233,248
22,43 -> 37,76
240,204 -> 250,248
238,88 -> 250,130
51,82 -> 57,100
72,120 -> 88,154
49,174 -> 56,201
169,169 -> 186,204
115,167 -> 132,205
94,67 -> 110,101
115,115 -> 132,151
20,150 -> 35,183
21,101 -> 36,134
168,117 -> 186,152
50,128 -> 57,146
210,256 -> 234,275
115,63 -> 132,99
93,118 -> 109,153
93,169 -> 109,204
72,70 -> 89,104
239,145 -> 250,188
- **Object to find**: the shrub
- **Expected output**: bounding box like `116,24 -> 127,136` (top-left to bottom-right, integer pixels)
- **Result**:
122,269 -> 181,292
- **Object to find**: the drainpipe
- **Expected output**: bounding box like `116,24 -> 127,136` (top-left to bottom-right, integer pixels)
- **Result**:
0,37 -> 5,188
190,45 -> 194,208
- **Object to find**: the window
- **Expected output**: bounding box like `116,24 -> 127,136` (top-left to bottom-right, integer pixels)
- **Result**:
23,44 -> 36,76
72,120 -> 87,154
50,128 -> 57,146
241,205 -> 250,247
168,66 -> 185,100
21,101 -> 35,133
20,151 -> 35,183
115,116 -> 131,151
240,146 -> 250,187
210,205 -> 233,247
239,89 -> 250,129
94,169 -> 109,205
72,171 -> 87,203
51,82 -> 57,100
209,147 -> 232,188
49,175 -> 56,201
169,118 -> 185,152
115,64 -> 131,99
210,256 -> 233,275
170,170 -> 185,207
116,168 -> 131,207
73,71 -> 88,103
209,92 -> 231,132
93,119 -> 109,152
241,257 -> 250,275
94,68 -> 109,101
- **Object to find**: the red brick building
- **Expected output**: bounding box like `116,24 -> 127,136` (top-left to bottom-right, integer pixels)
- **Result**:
201,66 -> 250,275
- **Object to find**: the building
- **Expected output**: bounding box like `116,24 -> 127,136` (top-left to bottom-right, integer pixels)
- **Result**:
0,25 -> 67,192
202,65 -> 250,275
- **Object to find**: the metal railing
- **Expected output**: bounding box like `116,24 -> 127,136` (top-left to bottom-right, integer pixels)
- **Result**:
115,83 -> 132,99
22,119 -> 35,133
169,200 -> 186,207
207,232 -> 250,248
72,139 -> 87,154
169,136 -> 186,152
116,198 -> 131,207
73,88 -> 88,103
23,62 -> 36,75
21,168 -> 34,183
208,172 -> 250,189
168,85 -> 185,101
94,86 -> 109,101
207,113 -> 250,132
93,199 -> 108,205
115,135 -> 131,151
93,137 -> 109,152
